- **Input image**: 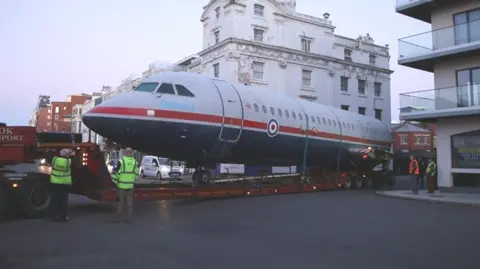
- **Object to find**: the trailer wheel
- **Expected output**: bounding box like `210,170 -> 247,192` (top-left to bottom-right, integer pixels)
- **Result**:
363,177 -> 373,189
344,177 -> 352,190
20,178 -> 51,218
354,177 -> 363,189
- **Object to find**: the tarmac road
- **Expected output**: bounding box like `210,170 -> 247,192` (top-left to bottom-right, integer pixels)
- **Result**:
1,177 -> 480,269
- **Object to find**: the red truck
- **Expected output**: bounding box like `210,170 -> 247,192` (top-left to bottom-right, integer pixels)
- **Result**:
0,125 -> 394,220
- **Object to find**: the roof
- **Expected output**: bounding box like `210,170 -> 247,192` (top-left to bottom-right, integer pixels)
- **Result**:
393,121 -> 430,133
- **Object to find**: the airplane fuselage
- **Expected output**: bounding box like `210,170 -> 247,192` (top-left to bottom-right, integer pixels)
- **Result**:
83,72 -> 392,172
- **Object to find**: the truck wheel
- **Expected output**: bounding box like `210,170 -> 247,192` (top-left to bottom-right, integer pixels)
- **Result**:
140,170 -> 145,178
20,179 -> 51,218
156,171 -> 162,180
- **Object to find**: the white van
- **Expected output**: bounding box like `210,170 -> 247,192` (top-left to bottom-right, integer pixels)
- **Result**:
139,155 -> 183,180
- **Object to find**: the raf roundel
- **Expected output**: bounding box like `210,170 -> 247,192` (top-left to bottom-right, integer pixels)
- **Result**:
267,119 -> 279,137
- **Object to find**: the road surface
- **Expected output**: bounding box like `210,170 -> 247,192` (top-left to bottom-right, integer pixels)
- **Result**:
1,177 -> 479,269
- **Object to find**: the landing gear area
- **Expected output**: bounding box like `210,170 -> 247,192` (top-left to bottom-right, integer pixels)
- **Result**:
192,166 -> 214,185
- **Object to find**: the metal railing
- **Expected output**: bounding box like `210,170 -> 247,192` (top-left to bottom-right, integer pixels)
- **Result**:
398,19 -> 480,60
399,84 -> 480,113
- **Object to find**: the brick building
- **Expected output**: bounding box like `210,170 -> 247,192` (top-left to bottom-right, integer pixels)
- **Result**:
49,94 -> 91,132
392,121 -> 435,153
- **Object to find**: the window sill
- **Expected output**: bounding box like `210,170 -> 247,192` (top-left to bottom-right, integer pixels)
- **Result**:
340,91 -> 350,96
301,86 -> 315,92
251,79 -> 268,85
374,96 -> 383,100
358,94 -> 367,98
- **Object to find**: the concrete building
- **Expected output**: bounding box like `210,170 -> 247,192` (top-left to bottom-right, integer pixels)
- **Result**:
80,93 -> 104,143
28,95 -> 51,132
176,0 -> 393,127
397,1 -> 480,187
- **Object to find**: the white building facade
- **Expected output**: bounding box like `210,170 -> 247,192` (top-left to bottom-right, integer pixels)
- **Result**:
180,0 -> 393,127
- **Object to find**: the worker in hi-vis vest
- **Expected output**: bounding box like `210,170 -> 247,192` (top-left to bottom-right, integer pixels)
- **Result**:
425,158 -> 437,193
408,155 -> 420,194
110,148 -> 139,222
50,148 -> 73,222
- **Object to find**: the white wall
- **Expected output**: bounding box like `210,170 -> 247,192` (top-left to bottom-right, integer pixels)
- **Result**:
436,116 -> 480,187
193,0 -> 392,127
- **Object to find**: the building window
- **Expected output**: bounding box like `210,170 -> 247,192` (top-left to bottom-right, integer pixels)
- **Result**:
340,76 -> 348,92
54,114 -> 59,120
358,106 -> 366,115
301,38 -> 311,52
423,136 -> 430,145
358,79 -> 366,95
254,4 -> 264,16
414,135 -> 421,145
213,63 -> 219,77
400,135 -> 408,145
453,9 -> 480,46
344,48 -> 352,61
254,28 -> 264,42
301,69 -> 312,86
341,105 -> 349,111
252,61 -> 264,80
55,107 -> 59,113
374,109 -> 382,120
215,7 -> 220,18
369,54 -> 376,65
214,31 -> 219,44
374,82 -> 382,97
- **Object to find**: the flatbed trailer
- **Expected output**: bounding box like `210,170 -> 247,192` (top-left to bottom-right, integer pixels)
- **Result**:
0,126 -> 394,220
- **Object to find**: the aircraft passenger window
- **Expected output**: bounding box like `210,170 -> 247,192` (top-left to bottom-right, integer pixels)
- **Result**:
343,122 -> 346,128
311,116 -> 315,123
134,82 -> 159,92
292,111 -> 297,119
322,118 -> 326,125
262,105 -> 267,113
328,119 -> 331,125
156,83 -> 176,94
305,114 -> 309,121
333,121 -> 336,127
270,107 -> 275,115
285,110 -> 289,118
175,84 -> 195,97
298,113 -> 303,120
317,116 -> 321,123
277,108 -> 282,117
254,103 -> 259,112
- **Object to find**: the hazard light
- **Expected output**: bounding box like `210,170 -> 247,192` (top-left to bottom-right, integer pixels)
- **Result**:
362,155 -> 368,159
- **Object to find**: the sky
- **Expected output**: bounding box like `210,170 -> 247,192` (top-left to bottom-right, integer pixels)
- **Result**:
0,0 -> 434,125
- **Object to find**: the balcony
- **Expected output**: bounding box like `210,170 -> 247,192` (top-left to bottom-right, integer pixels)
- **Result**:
396,0 -> 435,22
399,84 -> 480,122
398,19 -> 480,72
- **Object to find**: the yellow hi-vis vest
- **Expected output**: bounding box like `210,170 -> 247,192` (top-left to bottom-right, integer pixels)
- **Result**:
50,157 -> 72,185
113,156 -> 138,189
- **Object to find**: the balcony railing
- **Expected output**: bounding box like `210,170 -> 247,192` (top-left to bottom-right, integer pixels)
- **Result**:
398,19 -> 480,60
400,84 -> 480,114
396,0 -> 425,8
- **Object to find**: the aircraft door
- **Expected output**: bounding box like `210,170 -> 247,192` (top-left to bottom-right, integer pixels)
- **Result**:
212,79 -> 244,142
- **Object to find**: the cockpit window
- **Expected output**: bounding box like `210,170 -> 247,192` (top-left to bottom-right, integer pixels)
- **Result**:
157,83 -> 175,94
134,82 -> 158,92
175,84 -> 195,97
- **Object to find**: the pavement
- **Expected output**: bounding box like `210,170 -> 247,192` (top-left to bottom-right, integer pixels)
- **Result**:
1,176 -> 480,269
377,176 -> 480,207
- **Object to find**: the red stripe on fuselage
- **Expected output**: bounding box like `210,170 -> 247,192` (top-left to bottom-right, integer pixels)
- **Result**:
88,106 -> 390,147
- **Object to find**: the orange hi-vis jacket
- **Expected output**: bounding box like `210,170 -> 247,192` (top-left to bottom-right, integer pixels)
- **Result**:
409,159 -> 419,175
